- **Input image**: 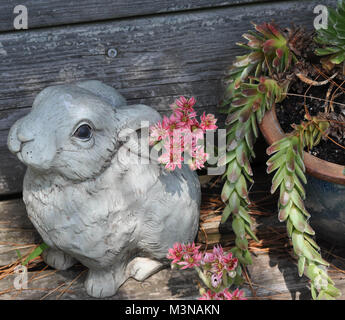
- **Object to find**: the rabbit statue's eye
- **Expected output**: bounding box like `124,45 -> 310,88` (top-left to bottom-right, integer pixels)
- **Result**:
74,124 -> 92,140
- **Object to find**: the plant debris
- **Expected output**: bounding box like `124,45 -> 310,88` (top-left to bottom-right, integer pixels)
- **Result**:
276,63 -> 345,165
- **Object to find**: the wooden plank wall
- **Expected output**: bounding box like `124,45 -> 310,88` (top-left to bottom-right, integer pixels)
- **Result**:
0,0 -> 335,195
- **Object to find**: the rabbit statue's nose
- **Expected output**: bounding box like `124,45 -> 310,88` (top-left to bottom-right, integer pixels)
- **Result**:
17,126 -> 34,143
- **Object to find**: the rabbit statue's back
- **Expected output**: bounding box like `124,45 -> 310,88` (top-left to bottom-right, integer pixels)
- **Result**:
7,81 -> 201,298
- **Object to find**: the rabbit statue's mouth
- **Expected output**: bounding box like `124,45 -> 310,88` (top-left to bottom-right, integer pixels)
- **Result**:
8,118 -> 55,171
15,146 -> 43,171
11,139 -> 52,172
16,150 -> 25,164
10,137 -> 31,165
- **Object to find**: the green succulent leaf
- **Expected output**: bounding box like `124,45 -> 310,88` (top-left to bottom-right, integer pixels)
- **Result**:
298,256 -> 306,277
221,181 -> 233,202
235,236 -> 249,251
315,47 -> 342,55
221,204 -> 232,223
278,200 -> 292,222
244,223 -> 259,242
311,283 -> 317,300
238,207 -> 253,225
315,0 -> 345,69
232,216 -> 246,239
330,51 -> 345,64
267,133 -> 338,298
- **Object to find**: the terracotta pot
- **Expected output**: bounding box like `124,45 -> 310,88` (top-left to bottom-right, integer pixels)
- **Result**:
260,106 -> 345,246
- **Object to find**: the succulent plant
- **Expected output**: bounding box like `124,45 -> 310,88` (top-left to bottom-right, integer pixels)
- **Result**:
221,76 -> 286,265
315,0 -> 345,70
224,22 -> 294,99
220,22 -> 294,266
267,118 -> 340,299
220,11 -> 342,298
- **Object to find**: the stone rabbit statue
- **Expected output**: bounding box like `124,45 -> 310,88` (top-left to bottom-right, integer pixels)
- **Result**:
8,80 -> 201,298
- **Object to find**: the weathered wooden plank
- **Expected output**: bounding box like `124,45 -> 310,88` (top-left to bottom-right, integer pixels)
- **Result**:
0,0 -> 335,195
0,0 -> 334,111
0,268 -> 201,300
0,197 -> 344,299
0,251 -> 343,300
0,108 -> 29,194
0,199 -> 40,265
247,253 -> 345,300
0,0 -> 272,32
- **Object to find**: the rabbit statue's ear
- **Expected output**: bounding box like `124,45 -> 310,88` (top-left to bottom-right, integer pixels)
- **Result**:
116,104 -> 161,161
117,104 -> 161,140
32,86 -> 58,109
74,80 -> 127,108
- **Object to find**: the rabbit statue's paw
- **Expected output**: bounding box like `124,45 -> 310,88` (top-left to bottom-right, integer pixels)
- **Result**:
85,268 -> 123,298
42,248 -> 77,270
126,257 -> 164,281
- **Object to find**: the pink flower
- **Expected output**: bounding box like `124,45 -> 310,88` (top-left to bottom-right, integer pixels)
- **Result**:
159,134 -> 184,171
189,146 -> 208,171
222,252 -> 238,274
210,256 -> 237,280
167,242 -> 202,269
174,96 -> 196,113
212,245 -> 224,257
167,242 -> 185,264
202,252 -> 216,264
199,290 -> 216,300
198,288 -> 246,300
175,109 -> 197,129
183,242 -> 201,255
230,288 -> 247,300
211,273 -> 222,288
178,130 -> 197,157
158,150 -> 183,171
205,245 -> 238,282
162,113 -> 180,132
149,122 -> 169,145
217,288 -> 246,300
190,119 -> 204,141
177,252 -> 202,269
163,132 -> 184,153
220,288 -> 234,300
200,112 -> 218,131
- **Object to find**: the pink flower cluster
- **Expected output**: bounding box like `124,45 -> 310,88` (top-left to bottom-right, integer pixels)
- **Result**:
168,243 -> 238,283
167,242 -> 203,269
149,96 -> 218,171
167,242 -> 245,300
199,288 -> 246,300
203,245 -> 239,288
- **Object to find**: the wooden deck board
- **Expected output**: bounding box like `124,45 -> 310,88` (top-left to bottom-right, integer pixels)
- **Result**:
0,197 -> 344,300
0,0 -> 334,194
0,246 -> 344,300
0,0 -> 272,32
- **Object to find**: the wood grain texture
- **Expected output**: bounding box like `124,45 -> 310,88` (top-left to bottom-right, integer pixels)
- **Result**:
0,199 -> 40,265
0,0 -> 335,195
0,0 -> 272,32
0,198 -> 344,301
0,246 -> 344,300
0,268 -> 201,300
